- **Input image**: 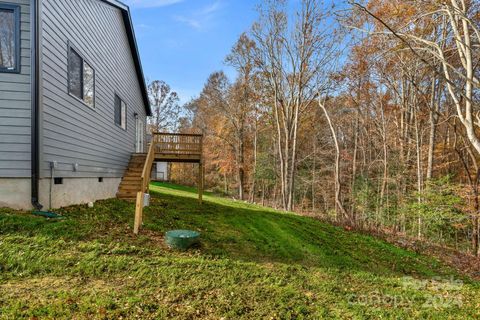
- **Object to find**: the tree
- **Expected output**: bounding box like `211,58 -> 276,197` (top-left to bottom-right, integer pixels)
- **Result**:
148,80 -> 181,132
225,33 -> 258,201
352,0 -> 480,156
351,0 -> 480,253
170,0 -> 480,256
187,71 -> 255,200
252,0 -> 336,211
318,98 -> 349,221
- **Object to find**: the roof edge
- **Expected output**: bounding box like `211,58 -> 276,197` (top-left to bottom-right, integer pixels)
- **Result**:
100,0 -> 152,116
100,0 -> 128,11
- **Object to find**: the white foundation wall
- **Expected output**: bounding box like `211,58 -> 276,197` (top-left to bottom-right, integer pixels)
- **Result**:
0,179 -> 31,210
39,178 -> 122,209
0,178 -> 122,210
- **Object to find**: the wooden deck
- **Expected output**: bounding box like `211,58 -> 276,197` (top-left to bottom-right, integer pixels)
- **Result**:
152,132 -> 203,163
120,132 -> 204,234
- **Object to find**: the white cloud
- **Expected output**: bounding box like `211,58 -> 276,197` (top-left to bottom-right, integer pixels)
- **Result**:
173,15 -> 202,30
174,1 -> 222,31
124,0 -> 183,8
199,1 -> 221,15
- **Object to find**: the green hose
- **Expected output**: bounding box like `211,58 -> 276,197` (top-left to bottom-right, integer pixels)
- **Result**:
32,211 -> 66,219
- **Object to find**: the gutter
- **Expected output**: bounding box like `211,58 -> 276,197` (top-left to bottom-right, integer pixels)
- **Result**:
31,0 -> 42,210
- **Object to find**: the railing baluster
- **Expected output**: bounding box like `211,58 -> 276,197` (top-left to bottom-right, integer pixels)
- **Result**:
150,132 -> 203,157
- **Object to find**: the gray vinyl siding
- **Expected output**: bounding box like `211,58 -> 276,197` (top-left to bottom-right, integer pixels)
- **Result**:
41,0 -> 147,178
0,0 -> 31,177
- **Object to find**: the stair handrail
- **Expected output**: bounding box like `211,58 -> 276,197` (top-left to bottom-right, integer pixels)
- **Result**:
141,139 -> 156,193
134,139 -> 156,234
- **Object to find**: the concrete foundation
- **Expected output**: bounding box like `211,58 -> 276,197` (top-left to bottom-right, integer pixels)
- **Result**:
0,179 -> 32,210
0,177 -> 121,210
39,177 -> 122,209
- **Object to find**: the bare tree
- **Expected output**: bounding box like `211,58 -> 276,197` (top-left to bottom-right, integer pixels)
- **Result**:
352,0 -> 480,156
252,0 -> 336,210
148,80 -> 181,132
189,71 -> 255,200
225,34 -> 258,200
319,98 -> 348,220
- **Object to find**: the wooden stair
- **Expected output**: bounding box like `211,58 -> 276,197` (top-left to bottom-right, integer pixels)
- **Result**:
117,153 -> 147,201
117,133 -> 204,234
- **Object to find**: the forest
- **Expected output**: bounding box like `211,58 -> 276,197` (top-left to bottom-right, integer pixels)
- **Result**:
147,0 -> 480,257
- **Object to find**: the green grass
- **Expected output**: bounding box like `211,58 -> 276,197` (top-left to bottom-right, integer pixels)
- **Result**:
0,182 -> 479,319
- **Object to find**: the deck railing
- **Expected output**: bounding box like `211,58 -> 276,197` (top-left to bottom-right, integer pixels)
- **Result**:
152,132 -> 203,157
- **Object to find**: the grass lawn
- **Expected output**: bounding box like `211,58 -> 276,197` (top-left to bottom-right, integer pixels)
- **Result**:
1,182 -> 479,319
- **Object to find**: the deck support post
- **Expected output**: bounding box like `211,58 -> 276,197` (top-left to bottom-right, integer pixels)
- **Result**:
198,162 -> 204,204
134,191 -> 144,234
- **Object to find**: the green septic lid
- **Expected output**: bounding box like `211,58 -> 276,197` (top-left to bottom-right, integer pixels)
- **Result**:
165,230 -> 200,250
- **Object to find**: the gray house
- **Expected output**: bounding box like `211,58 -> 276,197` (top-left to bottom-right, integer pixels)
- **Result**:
0,0 -> 151,210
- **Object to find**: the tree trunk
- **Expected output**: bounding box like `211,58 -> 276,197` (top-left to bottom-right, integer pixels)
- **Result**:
472,182 -> 479,256
351,113 -> 359,224
312,137 -> 317,213
250,111 -> 258,203
379,100 -> 388,224
426,76 -> 439,180
319,99 -> 348,221
224,172 -> 228,195
262,181 -> 266,207
237,127 -> 245,201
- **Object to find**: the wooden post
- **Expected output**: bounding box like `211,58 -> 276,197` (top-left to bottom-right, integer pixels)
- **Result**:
198,162 -> 203,204
134,191 -> 143,234
198,134 -> 204,204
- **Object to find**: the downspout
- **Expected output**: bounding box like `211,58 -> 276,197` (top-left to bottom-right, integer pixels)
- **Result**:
31,0 -> 42,210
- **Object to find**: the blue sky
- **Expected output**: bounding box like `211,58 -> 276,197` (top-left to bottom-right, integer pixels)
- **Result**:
123,0 -> 261,104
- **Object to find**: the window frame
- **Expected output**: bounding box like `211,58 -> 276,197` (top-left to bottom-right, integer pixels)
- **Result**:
114,93 -> 127,131
0,3 -> 21,73
67,43 -> 95,108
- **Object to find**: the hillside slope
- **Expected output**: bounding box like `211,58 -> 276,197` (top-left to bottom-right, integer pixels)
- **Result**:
0,182 -> 479,319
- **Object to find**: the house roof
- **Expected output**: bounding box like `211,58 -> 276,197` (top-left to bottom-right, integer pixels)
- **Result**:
100,0 -> 152,116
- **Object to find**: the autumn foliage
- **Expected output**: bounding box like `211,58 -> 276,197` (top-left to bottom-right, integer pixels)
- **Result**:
169,0 -> 480,257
